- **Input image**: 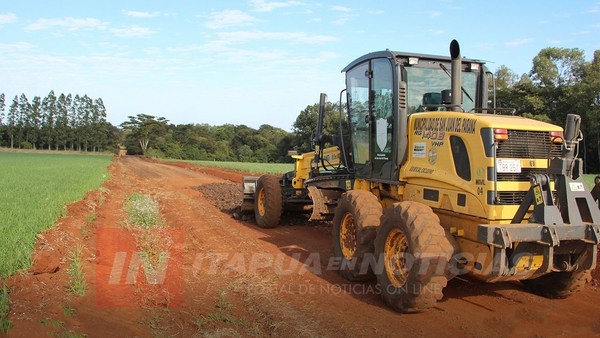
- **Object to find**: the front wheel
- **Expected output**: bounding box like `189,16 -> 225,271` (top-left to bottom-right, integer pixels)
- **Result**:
374,201 -> 455,313
254,175 -> 282,229
592,176 -> 600,203
331,190 -> 382,282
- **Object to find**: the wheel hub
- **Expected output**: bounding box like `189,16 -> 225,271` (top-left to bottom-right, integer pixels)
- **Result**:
384,228 -> 409,288
340,212 -> 357,260
257,188 -> 266,216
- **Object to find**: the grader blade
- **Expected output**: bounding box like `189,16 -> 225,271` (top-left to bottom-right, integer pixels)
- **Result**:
307,186 -> 338,221
241,176 -> 259,212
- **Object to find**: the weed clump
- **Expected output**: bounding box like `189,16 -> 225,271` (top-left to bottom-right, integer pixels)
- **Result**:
125,193 -> 162,228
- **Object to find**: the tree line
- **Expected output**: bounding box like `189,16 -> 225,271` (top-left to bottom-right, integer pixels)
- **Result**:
495,47 -> 600,173
1,46 -> 599,171
0,91 -> 118,151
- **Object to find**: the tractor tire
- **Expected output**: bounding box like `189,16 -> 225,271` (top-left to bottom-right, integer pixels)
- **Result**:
591,176 -> 600,203
374,201 -> 455,313
332,190 -> 383,282
521,270 -> 591,299
254,175 -> 283,229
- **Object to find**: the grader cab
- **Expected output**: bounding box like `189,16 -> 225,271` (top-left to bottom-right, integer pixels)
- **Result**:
243,40 -> 600,313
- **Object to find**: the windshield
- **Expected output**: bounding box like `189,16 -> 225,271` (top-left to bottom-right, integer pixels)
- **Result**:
405,66 -> 478,114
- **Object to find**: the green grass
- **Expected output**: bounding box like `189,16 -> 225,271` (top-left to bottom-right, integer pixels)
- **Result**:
0,284 -> 12,334
67,245 -> 87,296
41,318 -> 87,338
0,152 -> 112,279
185,160 -> 293,174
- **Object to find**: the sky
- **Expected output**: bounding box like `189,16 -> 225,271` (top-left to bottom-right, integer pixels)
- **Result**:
1,1 -> 599,130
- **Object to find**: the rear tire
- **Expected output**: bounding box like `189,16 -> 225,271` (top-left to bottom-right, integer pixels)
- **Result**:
592,176 -> 600,203
521,270 -> 591,298
374,201 -> 455,313
254,175 -> 282,229
332,190 -> 382,282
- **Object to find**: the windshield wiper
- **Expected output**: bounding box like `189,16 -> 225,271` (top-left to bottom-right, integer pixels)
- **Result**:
439,63 -> 474,103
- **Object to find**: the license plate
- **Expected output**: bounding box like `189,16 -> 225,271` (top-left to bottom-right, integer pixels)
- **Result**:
497,159 -> 521,173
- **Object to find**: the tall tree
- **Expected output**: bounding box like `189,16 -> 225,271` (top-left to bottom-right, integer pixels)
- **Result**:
292,101 -> 344,153
70,94 -> 81,150
41,90 -> 57,150
55,93 -> 69,150
120,114 -> 169,155
7,96 -> 18,148
531,47 -> 585,87
577,50 -> 600,172
0,93 -> 5,127
494,65 -> 519,90
28,96 -> 42,149
92,98 -> 107,151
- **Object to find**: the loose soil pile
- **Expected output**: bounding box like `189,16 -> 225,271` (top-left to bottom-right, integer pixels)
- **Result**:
196,182 -> 243,213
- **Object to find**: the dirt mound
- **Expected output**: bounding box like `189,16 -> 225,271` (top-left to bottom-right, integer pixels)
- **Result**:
197,182 -> 243,213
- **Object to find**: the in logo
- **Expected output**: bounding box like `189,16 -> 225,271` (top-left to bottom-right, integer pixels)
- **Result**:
95,228 -> 184,308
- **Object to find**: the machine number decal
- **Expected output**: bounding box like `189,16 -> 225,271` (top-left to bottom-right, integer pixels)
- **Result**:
496,159 -> 521,173
423,131 -> 445,140
569,182 -> 585,192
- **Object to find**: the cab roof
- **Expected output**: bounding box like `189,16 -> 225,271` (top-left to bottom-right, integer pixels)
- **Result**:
341,50 -> 486,73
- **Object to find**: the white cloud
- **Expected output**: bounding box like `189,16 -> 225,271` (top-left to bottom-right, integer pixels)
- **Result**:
213,30 -> 338,45
429,11 -> 442,18
587,2 -> 600,13
504,38 -> 534,48
572,30 -> 591,35
0,41 -> 35,52
0,13 -> 17,25
123,10 -> 161,18
25,17 -> 109,31
332,13 -> 358,25
547,39 -> 569,45
111,25 -> 155,37
331,5 -> 352,12
250,0 -> 304,12
205,10 -> 258,29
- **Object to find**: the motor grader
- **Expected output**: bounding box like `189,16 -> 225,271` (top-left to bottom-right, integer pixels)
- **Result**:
242,40 -> 600,313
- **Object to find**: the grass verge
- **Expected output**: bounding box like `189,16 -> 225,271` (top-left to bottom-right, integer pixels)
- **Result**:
0,284 -> 12,334
184,160 -> 293,174
0,152 -> 111,279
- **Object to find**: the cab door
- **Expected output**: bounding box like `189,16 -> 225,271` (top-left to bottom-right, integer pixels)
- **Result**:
346,58 -> 395,180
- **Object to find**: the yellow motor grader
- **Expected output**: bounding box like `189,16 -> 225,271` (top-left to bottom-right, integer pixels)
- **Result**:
242,40 -> 600,313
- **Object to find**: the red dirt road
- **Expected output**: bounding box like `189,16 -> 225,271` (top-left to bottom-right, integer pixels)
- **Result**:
5,157 -> 600,337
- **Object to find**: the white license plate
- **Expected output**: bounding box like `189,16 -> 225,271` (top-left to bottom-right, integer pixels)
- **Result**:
497,159 -> 521,173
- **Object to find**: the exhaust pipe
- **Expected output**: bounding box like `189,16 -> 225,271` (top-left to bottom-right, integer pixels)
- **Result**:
450,39 -> 462,109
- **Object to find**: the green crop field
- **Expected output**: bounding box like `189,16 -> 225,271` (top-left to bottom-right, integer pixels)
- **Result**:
186,160 -> 294,174
583,174 -> 599,190
0,152 -> 112,279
